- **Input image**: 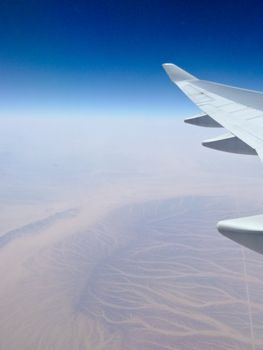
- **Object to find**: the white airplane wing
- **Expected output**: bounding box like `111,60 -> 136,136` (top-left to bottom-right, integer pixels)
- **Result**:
163,63 -> 263,158
163,63 -> 263,253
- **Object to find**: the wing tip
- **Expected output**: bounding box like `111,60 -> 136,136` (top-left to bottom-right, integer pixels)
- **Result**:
162,63 -> 196,82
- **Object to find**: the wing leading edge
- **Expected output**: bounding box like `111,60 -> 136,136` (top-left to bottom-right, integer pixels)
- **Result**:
163,63 -> 263,254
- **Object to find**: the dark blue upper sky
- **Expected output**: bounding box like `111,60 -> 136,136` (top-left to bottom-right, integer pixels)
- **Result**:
1,0 -> 263,117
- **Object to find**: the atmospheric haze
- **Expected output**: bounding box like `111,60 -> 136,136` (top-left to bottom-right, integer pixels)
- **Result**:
1,116 -> 263,350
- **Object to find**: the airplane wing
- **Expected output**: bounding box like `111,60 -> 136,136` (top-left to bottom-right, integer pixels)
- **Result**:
162,63 -> 263,158
162,63 -> 263,253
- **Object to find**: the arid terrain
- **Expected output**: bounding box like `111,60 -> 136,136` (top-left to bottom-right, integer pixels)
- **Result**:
1,117 -> 263,349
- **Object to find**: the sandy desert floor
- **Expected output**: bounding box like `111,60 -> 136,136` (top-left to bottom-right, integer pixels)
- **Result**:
1,117 -> 263,349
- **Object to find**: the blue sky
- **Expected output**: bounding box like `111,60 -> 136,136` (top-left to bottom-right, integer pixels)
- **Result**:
1,0 -> 263,117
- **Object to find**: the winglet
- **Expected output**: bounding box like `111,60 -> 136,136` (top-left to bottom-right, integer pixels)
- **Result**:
162,63 -> 197,83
